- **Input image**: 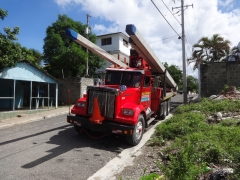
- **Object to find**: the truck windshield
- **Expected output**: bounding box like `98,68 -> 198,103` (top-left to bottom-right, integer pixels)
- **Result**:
105,71 -> 142,87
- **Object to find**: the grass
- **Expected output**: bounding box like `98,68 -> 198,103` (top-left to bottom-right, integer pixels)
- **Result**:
146,98 -> 240,180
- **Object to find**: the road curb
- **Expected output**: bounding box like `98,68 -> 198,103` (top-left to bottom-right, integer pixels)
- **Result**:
0,110 -> 70,129
88,114 -> 173,180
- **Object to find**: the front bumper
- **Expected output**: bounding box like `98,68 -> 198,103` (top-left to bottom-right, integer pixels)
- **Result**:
67,115 -> 135,136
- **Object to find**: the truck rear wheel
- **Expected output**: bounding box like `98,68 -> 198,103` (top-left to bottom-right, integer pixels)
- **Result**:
126,114 -> 145,146
160,101 -> 167,120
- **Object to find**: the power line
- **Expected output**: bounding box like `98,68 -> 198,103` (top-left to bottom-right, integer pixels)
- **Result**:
161,0 -> 181,25
163,34 -> 179,40
149,35 -> 179,43
184,10 -> 195,50
189,0 -> 200,41
185,36 -> 192,55
151,0 -> 181,38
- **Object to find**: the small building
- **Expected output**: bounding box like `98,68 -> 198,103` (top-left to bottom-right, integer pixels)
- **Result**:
95,32 -> 131,78
0,60 -> 59,111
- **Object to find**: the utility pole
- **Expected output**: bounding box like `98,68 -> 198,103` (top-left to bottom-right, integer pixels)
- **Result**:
181,0 -> 187,104
173,1 -> 193,104
85,14 -> 91,76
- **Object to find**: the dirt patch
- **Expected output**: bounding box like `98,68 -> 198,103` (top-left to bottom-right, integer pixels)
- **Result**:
115,142 -> 164,180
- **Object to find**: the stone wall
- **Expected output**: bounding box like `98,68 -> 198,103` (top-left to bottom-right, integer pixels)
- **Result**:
200,62 -> 240,97
58,77 -> 94,105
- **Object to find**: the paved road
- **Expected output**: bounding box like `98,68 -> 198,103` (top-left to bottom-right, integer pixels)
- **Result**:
0,114 -> 131,180
0,94 -> 184,180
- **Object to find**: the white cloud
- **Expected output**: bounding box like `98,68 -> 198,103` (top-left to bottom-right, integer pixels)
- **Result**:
219,0 -> 233,7
54,0 -> 240,77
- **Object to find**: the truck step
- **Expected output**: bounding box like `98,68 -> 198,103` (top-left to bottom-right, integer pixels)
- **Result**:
146,111 -> 155,119
147,117 -> 156,126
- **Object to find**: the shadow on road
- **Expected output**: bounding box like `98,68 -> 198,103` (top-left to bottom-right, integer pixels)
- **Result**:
21,126 -> 130,168
18,96 -> 183,169
0,124 -> 71,146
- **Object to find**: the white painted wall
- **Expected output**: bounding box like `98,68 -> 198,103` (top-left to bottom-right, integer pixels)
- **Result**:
95,32 -> 131,74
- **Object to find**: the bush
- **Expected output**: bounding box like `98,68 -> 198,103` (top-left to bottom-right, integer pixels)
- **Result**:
148,99 -> 240,179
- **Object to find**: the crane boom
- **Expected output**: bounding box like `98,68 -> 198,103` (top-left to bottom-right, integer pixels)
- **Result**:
125,24 -> 177,88
65,28 -> 128,68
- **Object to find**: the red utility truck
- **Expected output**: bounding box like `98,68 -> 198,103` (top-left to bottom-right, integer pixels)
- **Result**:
65,24 -> 177,145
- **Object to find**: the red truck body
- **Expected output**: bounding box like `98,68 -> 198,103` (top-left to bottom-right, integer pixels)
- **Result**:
66,25 -> 176,145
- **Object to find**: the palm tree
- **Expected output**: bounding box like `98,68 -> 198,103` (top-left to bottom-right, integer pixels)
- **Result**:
27,48 -> 44,66
187,34 -> 231,69
187,40 -> 208,70
207,34 -> 231,61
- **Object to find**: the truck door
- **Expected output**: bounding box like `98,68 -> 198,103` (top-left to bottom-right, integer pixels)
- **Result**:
141,76 -> 151,110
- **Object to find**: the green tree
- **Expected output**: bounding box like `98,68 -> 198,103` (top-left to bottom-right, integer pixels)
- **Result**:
43,14 -> 105,78
0,8 -> 8,20
0,8 -> 22,72
164,62 -> 183,89
26,48 -> 43,66
188,34 -> 231,70
187,75 -> 198,93
0,8 -> 42,72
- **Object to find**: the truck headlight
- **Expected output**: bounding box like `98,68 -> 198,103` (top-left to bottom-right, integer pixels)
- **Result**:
76,102 -> 85,108
122,109 -> 134,116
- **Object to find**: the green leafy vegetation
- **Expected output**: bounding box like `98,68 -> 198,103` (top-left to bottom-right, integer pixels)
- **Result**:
140,173 -> 160,180
149,98 -> 240,180
43,14 -> 105,78
0,8 -> 43,72
187,75 -> 198,93
187,34 -> 231,70
164,63 -> 183,89
164,62 -> 198,92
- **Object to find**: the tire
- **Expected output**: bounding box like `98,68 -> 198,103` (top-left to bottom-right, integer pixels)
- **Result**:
160,101 -> 167,120
166,99 -> 171,116
126,114 -> 145,146
74,125 -> 84,134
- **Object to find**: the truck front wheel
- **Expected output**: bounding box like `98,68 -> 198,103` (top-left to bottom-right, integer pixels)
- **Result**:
126,114 -> 145,146
74,125 -> 84,134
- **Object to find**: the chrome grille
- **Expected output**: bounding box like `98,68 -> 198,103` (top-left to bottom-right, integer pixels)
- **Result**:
87,89 -> 115,118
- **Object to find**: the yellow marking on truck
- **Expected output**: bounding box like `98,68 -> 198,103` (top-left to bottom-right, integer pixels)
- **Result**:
163,92 -> 177,101
142,91 -> 150,95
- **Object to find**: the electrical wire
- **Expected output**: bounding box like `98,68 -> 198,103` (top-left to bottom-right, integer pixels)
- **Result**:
83,129 -> 107,139
161,0 -> 181,25
185,43 -> 198,79
148,35 -> 179,43
163,34 -> 179,41
189,0 -> 200,41
185,36 -> 192,56
151,0 -> 181,38
184,8 -> 196,52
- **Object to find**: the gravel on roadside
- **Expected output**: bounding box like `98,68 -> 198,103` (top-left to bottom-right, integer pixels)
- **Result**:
114,141 -> 164,180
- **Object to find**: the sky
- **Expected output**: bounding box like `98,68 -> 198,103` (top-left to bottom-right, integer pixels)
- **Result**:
1,0 -> 240,78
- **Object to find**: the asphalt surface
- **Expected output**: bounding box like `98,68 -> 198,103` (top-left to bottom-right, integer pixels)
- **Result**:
0,94 -> 186,180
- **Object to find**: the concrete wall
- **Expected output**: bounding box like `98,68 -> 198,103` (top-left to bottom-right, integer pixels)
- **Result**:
58,77 -> 94,105
96,33 -> 131,74
200,61 -> 240,97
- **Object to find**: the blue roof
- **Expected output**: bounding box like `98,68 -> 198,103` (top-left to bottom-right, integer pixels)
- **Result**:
0,60 -> 59,84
